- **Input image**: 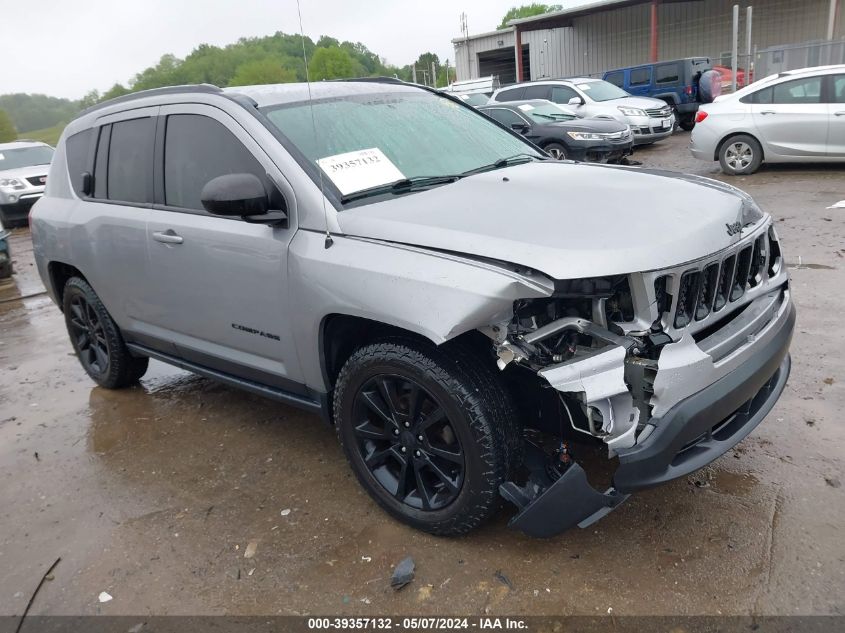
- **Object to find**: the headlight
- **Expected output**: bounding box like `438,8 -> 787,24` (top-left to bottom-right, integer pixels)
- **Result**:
617,106 -> 646,117
0,178 -> 25,190
567,131 -> 604,141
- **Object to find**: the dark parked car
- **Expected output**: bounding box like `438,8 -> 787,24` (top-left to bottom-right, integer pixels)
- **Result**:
603,57 -> 717,130
479,100 -> 633,162
0,218 -> 11,279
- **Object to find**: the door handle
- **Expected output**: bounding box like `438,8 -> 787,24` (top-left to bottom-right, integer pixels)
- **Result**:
760,110 -> 776,115
152,230 -> 183,245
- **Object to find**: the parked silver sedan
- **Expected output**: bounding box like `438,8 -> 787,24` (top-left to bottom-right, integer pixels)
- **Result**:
690,64 -> 845,175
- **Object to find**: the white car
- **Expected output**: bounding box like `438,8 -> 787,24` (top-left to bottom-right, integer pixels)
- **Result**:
0,140 -> 54,226
690,64 -> 845,175
490,78 -> 674,146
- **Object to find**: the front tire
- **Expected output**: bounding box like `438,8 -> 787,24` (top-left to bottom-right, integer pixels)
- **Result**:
544,142 -> 568,160
63,277 -> 148,388
333,339 -> 520,535
719,134 -> 763,175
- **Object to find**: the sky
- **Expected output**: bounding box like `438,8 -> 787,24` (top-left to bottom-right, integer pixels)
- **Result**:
0,0 -> 586,100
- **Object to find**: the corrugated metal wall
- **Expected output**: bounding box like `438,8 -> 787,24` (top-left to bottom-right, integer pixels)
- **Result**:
455,0 -> 843,82
453,30 -> 515,80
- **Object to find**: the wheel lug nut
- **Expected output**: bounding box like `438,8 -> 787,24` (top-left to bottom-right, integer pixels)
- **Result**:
417,435 -> 424,442
404,421 -> 410,428
393,428 -> 400,435
414,450 -> 421,457
401,446 -> 407,453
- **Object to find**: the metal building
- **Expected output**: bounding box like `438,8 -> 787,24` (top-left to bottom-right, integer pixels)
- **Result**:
452,0 -> 844,83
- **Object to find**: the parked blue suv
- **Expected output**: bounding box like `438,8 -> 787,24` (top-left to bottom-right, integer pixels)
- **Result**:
604,57 -> 712,131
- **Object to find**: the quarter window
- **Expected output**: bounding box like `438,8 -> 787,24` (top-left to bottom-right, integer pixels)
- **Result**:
772,77 -> 822,104
163,114 -> 267,211
65,129 -> 95,197
629,67 -> 651,86
605,71 -> 624,87
655,63 -> 680,84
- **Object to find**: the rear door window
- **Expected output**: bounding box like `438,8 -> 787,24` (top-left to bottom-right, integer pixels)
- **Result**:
830,75 -> 845,103
483,108 -> 526,128
772,77 -> 822,104
163,114 -> 267,211
106,118 -> 155,204
494,87 -> 525,102
522,85 -> 550,99
629,67 -> 652,86
605,71 -> 624,87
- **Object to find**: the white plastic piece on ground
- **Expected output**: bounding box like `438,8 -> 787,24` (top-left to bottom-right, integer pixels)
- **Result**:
539,346 -> 640,451
827,200 -> 845,209
98,591 -> 113,603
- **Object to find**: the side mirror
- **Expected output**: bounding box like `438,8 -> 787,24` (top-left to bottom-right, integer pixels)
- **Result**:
568,96 -> 584,106
201,173 -> 269,217
511,122 -> 529,133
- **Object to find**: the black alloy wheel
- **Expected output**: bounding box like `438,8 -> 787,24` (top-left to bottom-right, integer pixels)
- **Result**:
351,374 -> 465,511
68,293 -> 111,375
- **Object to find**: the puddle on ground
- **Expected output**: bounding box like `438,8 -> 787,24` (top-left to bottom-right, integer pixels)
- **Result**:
787,262 -> 835,270
709,470 -> 760,495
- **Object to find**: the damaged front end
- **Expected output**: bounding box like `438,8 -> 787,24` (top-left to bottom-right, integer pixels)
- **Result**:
482,220 -> 793,537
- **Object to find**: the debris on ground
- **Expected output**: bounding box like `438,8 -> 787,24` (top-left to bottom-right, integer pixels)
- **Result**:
390,556 -> 415,590
823,377 -> 834,386
825,477 -> 841,488
826,200 -> 845,209
280,508 -> 291,516
243,540 -> 258,559
98,591 -> 113,603
361,555 -> 372,562
494,570 -> 514,590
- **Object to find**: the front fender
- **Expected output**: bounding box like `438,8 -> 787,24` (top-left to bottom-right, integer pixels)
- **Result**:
288,230 -> 554,390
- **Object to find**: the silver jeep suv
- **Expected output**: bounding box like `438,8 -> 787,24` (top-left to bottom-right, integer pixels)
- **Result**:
0,140 -> 54,226
31,81 -> 794,537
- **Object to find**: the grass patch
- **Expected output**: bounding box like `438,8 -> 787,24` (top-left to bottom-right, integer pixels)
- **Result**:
18,123 -> 65,146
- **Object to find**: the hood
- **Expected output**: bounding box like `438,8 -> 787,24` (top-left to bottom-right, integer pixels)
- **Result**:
607,95 -> 668,110
337,162 -> 763,280
541,118 -> 628,133
0,164 -> 50,180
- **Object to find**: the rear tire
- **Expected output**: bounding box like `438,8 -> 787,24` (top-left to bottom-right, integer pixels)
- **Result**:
679,116 -> 695,132
62,277 -> 148,388
544,143 -> 568,160
333,338 -> 520,535
718,134 -> 763,175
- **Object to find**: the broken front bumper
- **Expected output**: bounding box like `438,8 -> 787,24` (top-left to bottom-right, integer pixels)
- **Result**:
502,297 -> 794,538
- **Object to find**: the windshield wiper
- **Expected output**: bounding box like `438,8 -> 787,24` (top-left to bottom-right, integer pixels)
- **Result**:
462,153 -> 545,176
340,175 -> 462,203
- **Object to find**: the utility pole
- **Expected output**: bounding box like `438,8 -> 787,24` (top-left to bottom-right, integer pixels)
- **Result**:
745,5 -> 753,84
431,61 -> 437,88
412,65 -> 417,84
460,12 -> 470,79
731,4 -> 739,93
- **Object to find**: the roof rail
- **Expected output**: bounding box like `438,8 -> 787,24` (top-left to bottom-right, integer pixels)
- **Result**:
335,76 -> 408,85
79,83 -> 223,116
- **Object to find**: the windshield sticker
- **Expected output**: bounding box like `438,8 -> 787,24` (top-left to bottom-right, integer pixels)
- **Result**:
577,83 -> 592,91
517,104 -> 534,111
316,148 -> 405,195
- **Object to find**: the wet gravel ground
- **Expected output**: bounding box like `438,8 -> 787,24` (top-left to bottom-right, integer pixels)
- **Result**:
1,132 -> 843,616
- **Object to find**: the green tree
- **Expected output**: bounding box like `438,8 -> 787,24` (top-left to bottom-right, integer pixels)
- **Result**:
0,109 -> 16,142
231,58 -> 297,86
78,90 -> 101,110
308,47 -> 358,80
101,83 -> 131,101
498,3 -> 562,29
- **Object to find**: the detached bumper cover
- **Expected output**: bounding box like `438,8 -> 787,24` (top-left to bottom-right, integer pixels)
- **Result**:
502,301 -> 794,538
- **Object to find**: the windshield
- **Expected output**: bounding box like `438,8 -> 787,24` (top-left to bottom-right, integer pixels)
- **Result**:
456,93 -> 490,106
519,103 -> 577,123
576,80 -> 630,102
261,91 -> 540,200
0,146 -> 54,170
